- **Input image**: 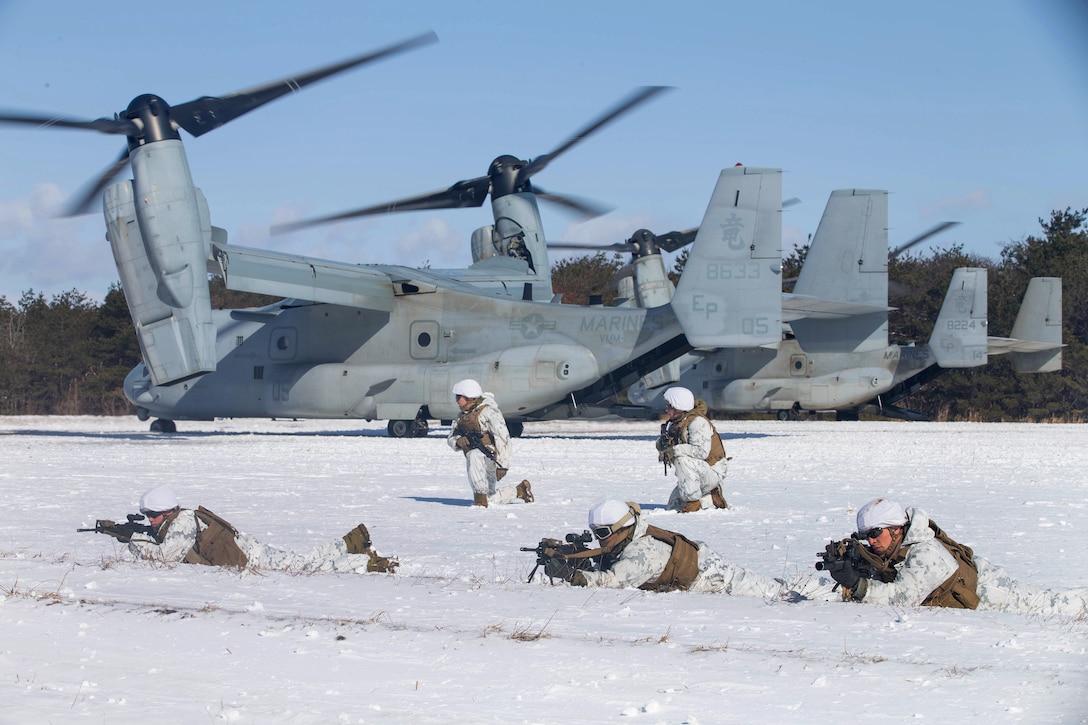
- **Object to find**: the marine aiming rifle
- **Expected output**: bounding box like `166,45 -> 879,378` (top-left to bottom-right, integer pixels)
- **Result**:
77,513 -> 156,543
521,530 -> 598,583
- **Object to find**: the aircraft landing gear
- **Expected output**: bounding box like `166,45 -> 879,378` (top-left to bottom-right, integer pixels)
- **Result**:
776,404 -> 803,421
507,420 -> 524,438
836,409 -> 860,421
387,417 -> 430,438
149,418 -> 177,433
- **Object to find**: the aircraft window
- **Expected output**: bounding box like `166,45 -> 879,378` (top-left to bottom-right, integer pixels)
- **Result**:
417,332 -> 432,348
276,336 -> 290,351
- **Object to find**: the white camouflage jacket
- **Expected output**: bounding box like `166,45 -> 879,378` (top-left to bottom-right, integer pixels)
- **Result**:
576,515 -> 783,597
857,507 -> 958,607
672,415 -> 728,476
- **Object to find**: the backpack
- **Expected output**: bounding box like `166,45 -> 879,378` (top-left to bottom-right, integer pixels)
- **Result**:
923,520 -> 979,610
182,506 -> 249,569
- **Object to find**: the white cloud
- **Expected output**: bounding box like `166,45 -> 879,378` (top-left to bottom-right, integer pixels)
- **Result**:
0,185 -> 116,301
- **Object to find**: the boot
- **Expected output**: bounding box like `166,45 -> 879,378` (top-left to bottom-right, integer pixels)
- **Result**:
516,479 -> 534,503
473,493 -> 489,507
679,500 -> 702,513
366,550 -> 399,574
710,485 -> 728,509
343,523 -> 372,554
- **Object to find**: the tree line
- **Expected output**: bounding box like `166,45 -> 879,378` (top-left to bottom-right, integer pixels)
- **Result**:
1,208 -> 1085,421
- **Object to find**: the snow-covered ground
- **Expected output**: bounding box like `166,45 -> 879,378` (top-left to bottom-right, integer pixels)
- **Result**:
1,416 -> 1085,723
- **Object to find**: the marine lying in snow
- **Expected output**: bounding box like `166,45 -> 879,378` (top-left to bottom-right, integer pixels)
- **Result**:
537,500 -> 786,596
809,497 -> 1088,616
84,486 -> 397,574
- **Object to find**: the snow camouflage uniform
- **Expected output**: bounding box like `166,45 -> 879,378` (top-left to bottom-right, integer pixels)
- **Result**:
660,399 -> 728,511
447,391 -> 529,506
830,507 -> 1088,616
127,508 -> 396,574
574,509 -> 784,596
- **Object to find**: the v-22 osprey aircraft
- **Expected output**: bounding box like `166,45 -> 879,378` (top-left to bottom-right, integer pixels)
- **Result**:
0,38 -> 789,435
623,189 -> 1063,420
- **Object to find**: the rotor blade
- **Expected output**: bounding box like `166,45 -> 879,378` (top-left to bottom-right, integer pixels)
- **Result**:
0,111 -> 139,136
889,221 -> 960,259
654,228 -> 698,253
515,86 -> 671,185
63,146 -> 132,216
532,185 -> 613,219
547,241 -> 638,253
272,175 -> 491,235
172,31 -> 438,137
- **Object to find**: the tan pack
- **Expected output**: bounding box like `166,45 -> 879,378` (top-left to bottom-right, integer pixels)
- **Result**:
182,506 -> 249,569
923,520 -> 979,610
640,524 -> 700,592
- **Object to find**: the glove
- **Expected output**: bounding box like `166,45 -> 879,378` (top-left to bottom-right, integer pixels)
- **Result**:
826,549 -> 861,590
655,436 -> 669,452
455,436 -> 471,453
96,520 -> 132,543
659,447 -> 676,464
543,556 -> 578,582
496,466 -> 508,481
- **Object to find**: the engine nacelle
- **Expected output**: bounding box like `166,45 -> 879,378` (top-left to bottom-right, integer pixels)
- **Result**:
103,139 -> 216,385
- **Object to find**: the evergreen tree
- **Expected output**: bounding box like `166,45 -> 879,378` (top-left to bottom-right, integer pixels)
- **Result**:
550,253 -> 625,305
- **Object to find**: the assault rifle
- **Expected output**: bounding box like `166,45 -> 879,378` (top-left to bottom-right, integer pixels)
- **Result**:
77,513 -> 156,543
815,535 -> 877,581
466,430 -> 496,460
656,421 -> 673,475
521,530 -> 598,583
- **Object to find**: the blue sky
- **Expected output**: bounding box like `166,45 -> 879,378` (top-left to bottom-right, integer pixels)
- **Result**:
0,0 -> 1085,302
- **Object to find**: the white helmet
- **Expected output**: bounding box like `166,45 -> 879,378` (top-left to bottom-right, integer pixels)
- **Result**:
139,486 -> 178,515
856,498 -> 907,533
663,387 -> 695,412
451,379 -> 483,399
588,500 -> 636,539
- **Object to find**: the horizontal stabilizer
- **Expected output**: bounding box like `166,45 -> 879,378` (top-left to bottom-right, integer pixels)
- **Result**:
931,267 -> 988,368
214,244 -> 395,311
672,166 -> 782,347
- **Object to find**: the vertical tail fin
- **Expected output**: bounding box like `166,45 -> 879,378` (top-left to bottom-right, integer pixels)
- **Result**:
672,166 -> 782,347
1009,277 -> 1063,373
930,267 -> 988,368
791,189 -> 889,352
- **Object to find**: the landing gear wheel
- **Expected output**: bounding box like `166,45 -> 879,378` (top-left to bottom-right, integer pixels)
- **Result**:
776,410 -> 791,421
410,418 -> 430,437
149,418 -> 177,433
507,420 -> 524,438
836,409 -> 860,422
387,419 -> 413,438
